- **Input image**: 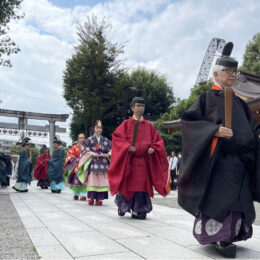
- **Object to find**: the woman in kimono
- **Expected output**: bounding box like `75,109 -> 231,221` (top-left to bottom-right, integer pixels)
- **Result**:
84,120 -> 111,206
65,133 -> 87,200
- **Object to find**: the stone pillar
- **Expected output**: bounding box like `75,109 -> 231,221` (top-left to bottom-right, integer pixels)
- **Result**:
49,120 -> 56,155
18,117 -> 28,130
18,117 -> 28,139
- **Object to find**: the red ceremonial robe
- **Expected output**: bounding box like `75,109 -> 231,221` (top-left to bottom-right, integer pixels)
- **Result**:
108,118 -> 170,200
34,153 -> 51,180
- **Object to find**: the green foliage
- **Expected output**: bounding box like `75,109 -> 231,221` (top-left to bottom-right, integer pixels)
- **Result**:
0,0 -> 23,67
10,144 -> 39,168
160,131 -> 182,155
10,144 -> 20,155
154,80 -> 213,152
63,16 -> 126,140
64,16 -> 175,141
128,67 -> 175,120
240,32 -> 260,76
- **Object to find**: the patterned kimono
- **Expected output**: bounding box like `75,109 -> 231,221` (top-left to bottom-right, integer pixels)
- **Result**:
84,135 -> 111,201
65,143 -> 87,198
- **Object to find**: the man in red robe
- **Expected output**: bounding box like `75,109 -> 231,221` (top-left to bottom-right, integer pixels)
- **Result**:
34,145 -> 51,189
108,97 -> 170,220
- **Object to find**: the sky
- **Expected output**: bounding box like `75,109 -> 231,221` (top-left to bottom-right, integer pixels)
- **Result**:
0,0 -> 259,145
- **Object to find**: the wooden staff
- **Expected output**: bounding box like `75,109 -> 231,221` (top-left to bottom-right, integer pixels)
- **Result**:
224,87 -> 233,129
29,148 -> 32,162
132,121 -> 140,147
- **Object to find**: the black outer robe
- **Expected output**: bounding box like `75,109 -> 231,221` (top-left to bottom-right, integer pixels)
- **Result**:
0,153 -> 12,186
178,88 -> 260,226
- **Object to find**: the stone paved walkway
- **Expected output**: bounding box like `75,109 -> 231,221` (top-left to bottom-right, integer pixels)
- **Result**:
3,181 -> 260,259
0,191 -> 39,259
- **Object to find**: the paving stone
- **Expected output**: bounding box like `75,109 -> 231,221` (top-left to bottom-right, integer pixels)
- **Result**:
36,244 -> 73,259
26,227 -> 60,247
57,231 -> 128,258
75,251 -> 143,259
117,235 -> 210,259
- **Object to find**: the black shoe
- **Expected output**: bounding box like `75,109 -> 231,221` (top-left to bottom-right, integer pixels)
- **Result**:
20,189 -> 28,192
41,186 -> 45,189
44,186 -> 49,189
131,212 -> 147,220
215,243 -> 236,258
118,209 -> 125,217
56,189 -> 61,193
12,186 -> 20,192
51,190 -> 57,193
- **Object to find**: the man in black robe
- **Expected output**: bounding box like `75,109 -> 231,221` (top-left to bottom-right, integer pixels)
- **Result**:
0,151 -> 12,188
178,43 -> 260,258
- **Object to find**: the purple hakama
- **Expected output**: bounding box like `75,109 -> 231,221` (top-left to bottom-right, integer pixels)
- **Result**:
88,191 -> 108,200
115,192 -> 153,214
193,212 -> 252,245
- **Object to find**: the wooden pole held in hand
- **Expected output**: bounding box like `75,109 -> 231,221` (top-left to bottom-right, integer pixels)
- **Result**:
224,87 -> 233,129
132,121 -> 140,147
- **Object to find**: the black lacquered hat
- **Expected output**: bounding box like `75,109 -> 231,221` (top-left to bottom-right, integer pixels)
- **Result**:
215,42 -> 238,68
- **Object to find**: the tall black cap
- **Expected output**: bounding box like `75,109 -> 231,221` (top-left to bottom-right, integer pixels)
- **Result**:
131,97 -> 144,106
53,137 -> 61,145
215,42 -> 238,68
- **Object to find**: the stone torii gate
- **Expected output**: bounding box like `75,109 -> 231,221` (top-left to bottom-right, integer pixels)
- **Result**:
0,109 -> 69,154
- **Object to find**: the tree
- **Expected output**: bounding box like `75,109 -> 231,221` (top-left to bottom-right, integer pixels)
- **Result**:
63,16 -> 126,141
64,17 -> 175,141
128,67 -> 175,121
240,32 -> 260,75
0,0 -> 23,67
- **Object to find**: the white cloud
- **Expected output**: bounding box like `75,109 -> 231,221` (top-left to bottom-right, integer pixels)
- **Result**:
0,0 -> 260,145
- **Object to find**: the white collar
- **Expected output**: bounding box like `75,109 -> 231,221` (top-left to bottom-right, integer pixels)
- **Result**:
133,115 -> 143,121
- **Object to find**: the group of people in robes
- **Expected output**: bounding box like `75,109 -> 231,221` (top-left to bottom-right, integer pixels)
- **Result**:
12,137 -> 66,194
9,42 -> 260,257
64,97 -> 170,219
65,121 -> 111,206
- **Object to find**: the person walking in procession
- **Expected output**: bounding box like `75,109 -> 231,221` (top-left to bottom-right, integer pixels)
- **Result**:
0,150 -> 12,188
12,141 -> 32,192
83,121 -> 111,206
47,137 -> 66,193
178,42 -> 260,258
65,133 -> 88,201
169,151 -> 178,190
34,145 -> 51,189
108,97 -> 170,220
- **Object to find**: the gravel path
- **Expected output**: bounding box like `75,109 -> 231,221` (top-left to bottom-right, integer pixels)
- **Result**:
0,192 -> 39,259
152,194 -> 260,226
